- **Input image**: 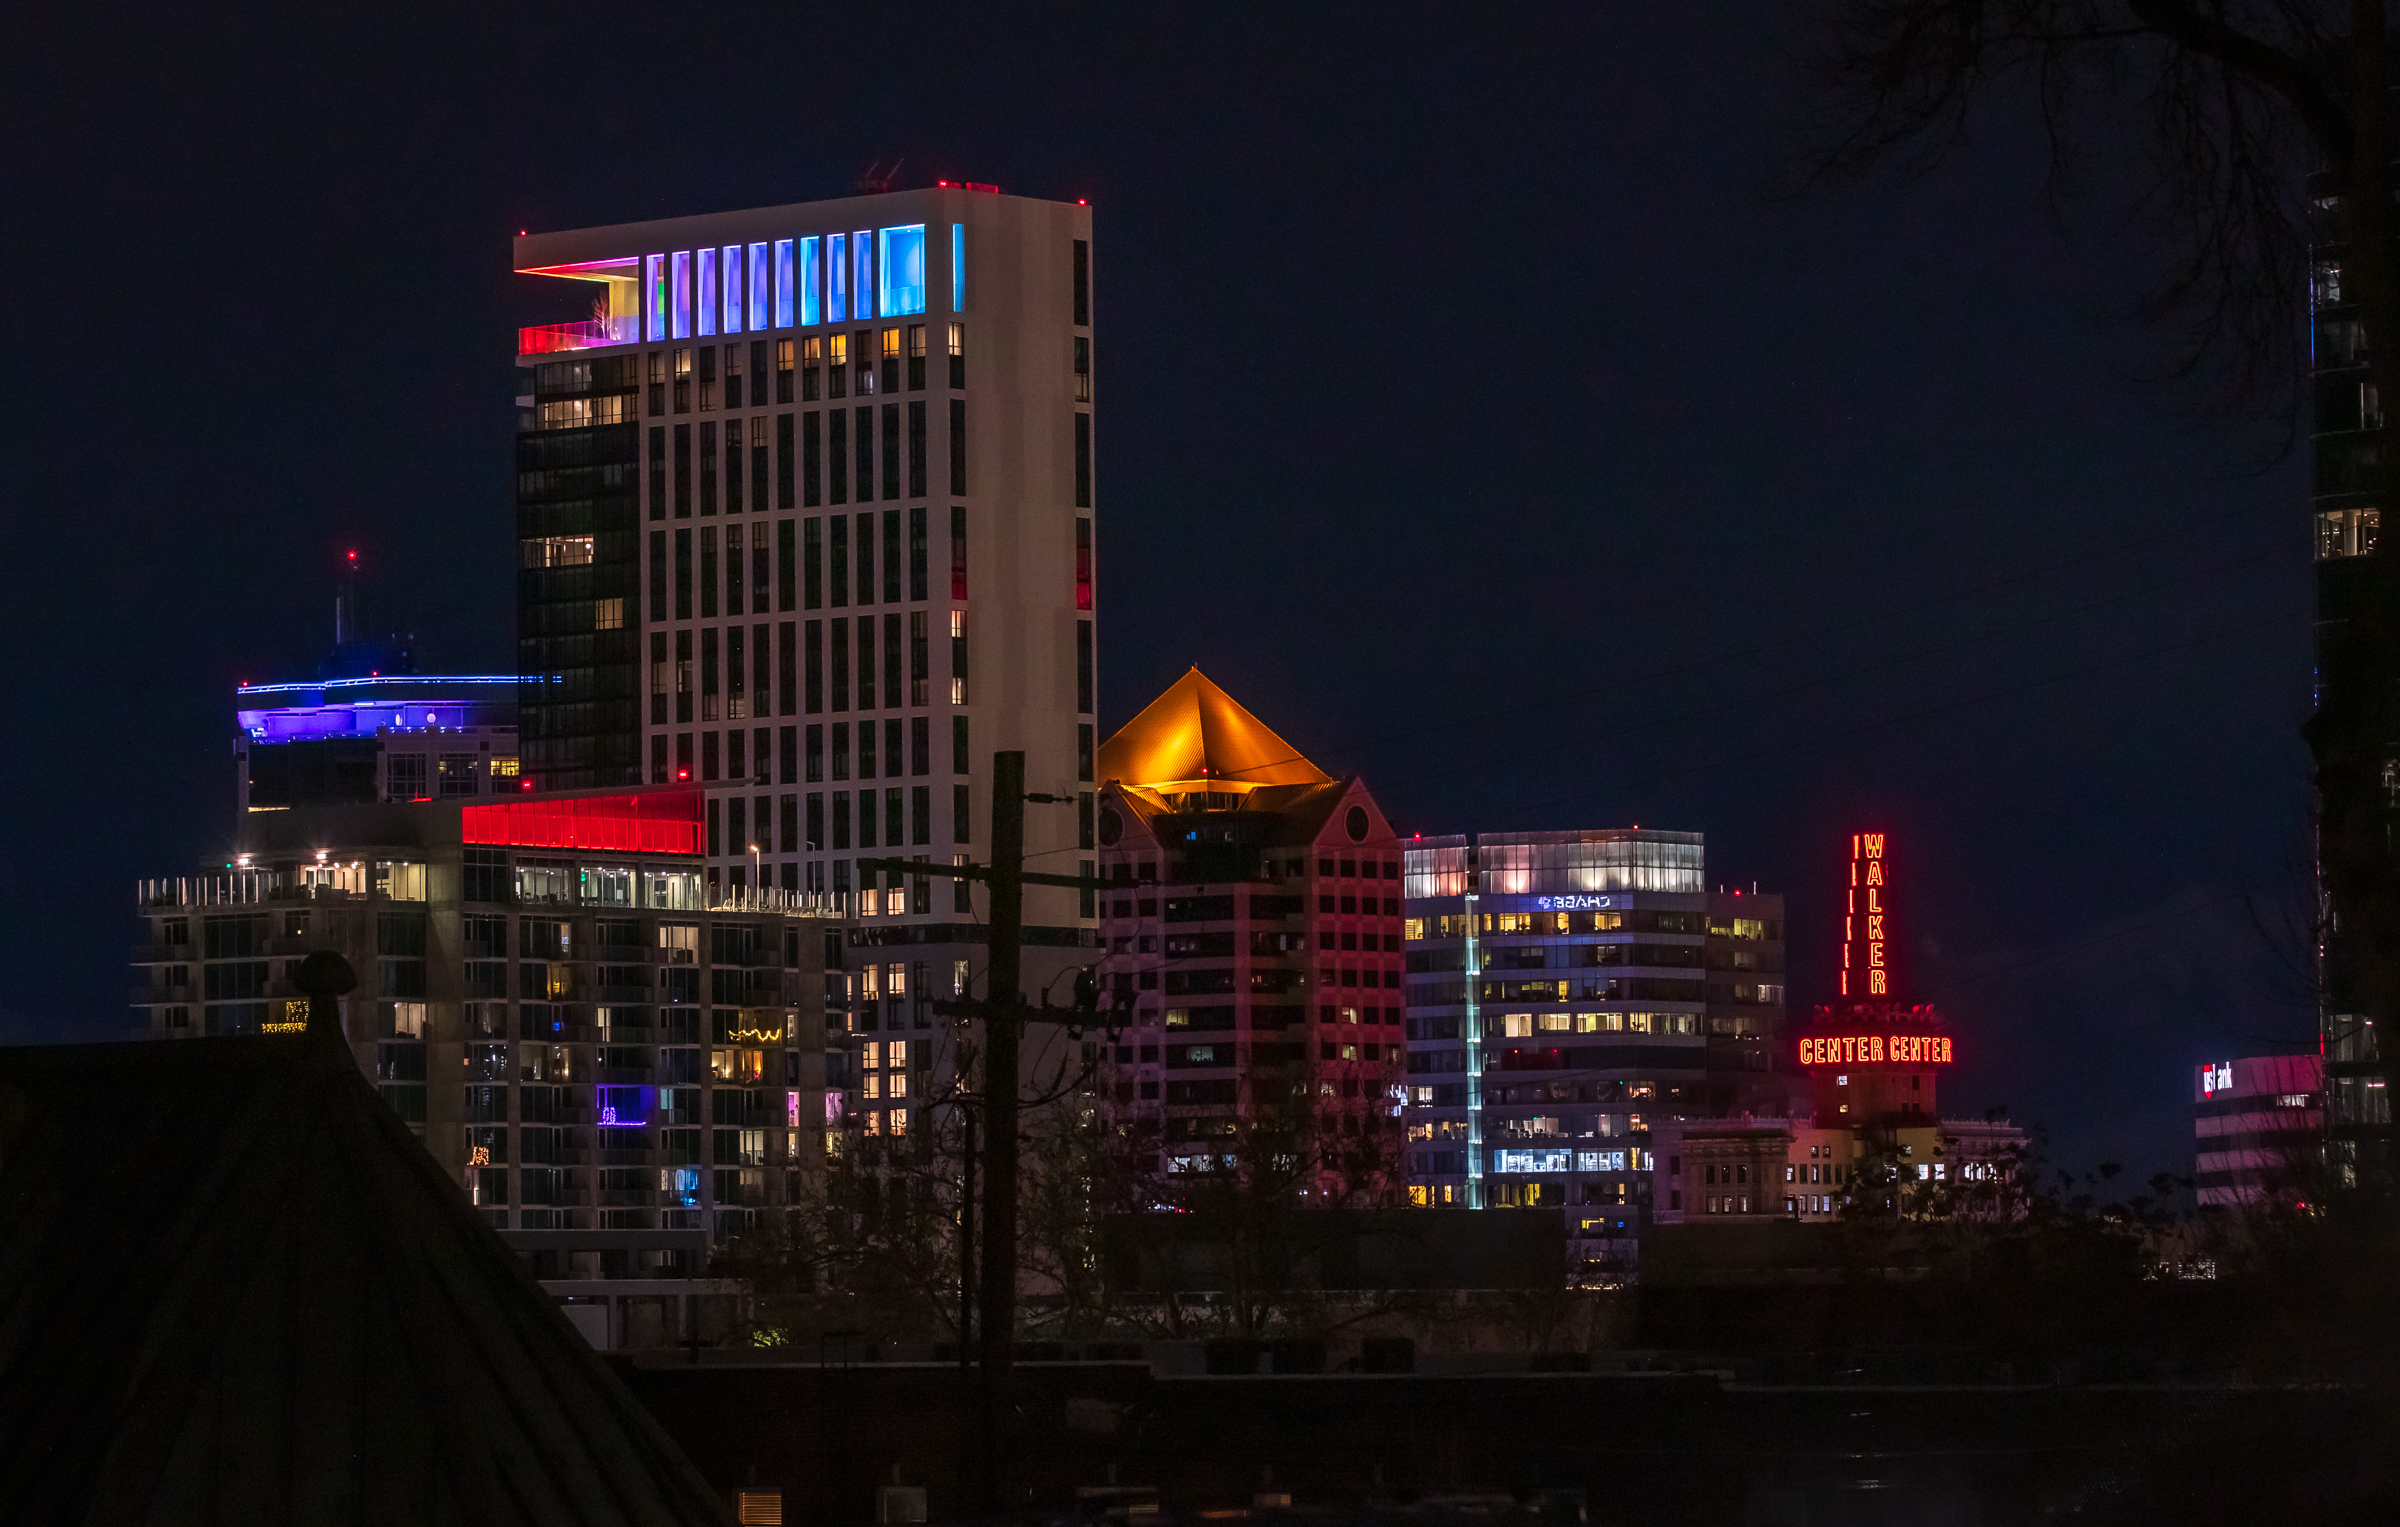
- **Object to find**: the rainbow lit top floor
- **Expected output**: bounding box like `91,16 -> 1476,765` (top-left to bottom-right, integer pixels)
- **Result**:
512,183 -> 1061,357
237,675 -> 518,743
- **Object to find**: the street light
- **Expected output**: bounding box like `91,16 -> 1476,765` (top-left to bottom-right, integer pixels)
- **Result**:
748,843 -> 761,901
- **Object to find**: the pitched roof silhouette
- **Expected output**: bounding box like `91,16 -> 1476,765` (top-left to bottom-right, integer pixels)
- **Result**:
0,1029 -> 726,1525
1095,668 -> 1331,792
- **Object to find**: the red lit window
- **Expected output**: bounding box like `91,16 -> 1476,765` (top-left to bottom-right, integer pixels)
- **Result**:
1074,517 -> 1092,611
951,506 -> 968,601
460,791 -> 705,855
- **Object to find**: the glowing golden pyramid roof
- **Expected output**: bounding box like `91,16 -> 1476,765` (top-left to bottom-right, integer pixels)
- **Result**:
1096,668 -> 1333,793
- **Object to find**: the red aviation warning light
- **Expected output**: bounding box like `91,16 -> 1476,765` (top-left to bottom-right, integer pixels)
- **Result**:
1840,831 -> 1892,999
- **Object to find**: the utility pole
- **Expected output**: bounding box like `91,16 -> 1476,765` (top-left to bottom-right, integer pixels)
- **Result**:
860,751 -> 1107,1513
977,748 -> 1024,1510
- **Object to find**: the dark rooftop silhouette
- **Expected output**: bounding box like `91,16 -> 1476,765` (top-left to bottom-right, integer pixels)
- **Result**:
0,1022 -> 725,1524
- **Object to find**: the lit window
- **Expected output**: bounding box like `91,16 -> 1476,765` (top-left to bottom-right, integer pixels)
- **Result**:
671,251 -> 692,339
1501,1013 -> 1532,1037
724,244 -> 743,332
854,231 -> 873,328
751,242 -> 772,332
1537,1013 -> 1571,1033
951,223 -> 965,311
827,233 -> 848,322
645,253 -> 667,342
697,247 -> 717,336
879,224 -> 927,316
2318,507 -> 2381,560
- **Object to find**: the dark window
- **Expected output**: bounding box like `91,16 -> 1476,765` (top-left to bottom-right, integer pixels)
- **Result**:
910,715 -> 930,776
948,399 -> 966,495
1072,239 -> 1089,326
752,339 -> 769,405
883,509 -> 903,603
1074,413 -> 1091,508
855,405 -> 875,502
753,423 -> 769,511
802,411 -> 821,507
882,401 -> 901,501
908,506 -> 928,601
912,785 -> 931,846
829,409 -> 848,503
909,609 -> 929,706
674,529 -> 692,620
831,619 -> 850,712
950,506 -> 967,599
830,515 -> 849,607
955,783 -> 971,843
884,611 -> 903,708
699,526 -> 717,618
699,420 -> 717,515
648,425 -> 666,520
674,629 -> 693,724
807,724 -> 824,782
856,512 -> 875,609
753,623 -> 770,719
780,725 -> 798,785
1078,723 -> 1094,782
953,714 -> 970,775
800,620 -> 818,714
909,323 -> 926,390
1076,619 -> 1093,714
777,518 -> 796,612
804,793 -> 822,854
833,722 -> 851,781
674,423 -> 691,516
648,531 -> 666,621
775,413 -> 795,509
724,418 -> 742,514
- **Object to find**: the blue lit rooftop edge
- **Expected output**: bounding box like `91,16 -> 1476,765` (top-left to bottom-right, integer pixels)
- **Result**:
236,675 -> 528,696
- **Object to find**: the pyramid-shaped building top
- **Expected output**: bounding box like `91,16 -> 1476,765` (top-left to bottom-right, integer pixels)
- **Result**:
1095,667 -> 1332,797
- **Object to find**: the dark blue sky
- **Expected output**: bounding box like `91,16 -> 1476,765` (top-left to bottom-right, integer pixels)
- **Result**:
0,3 -> 2315,1177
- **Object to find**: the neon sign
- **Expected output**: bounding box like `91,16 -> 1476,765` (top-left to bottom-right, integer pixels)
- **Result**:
1799,1032 -> 1953,1067
1533,895 -> 1615,912
1840,832 -> 1891,998
2200,1061 -> 2233,1096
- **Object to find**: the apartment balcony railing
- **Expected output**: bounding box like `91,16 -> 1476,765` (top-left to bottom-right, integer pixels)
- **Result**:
518,316 -> 638,355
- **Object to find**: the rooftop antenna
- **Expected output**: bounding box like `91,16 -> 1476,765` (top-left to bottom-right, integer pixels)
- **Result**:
336,548 -> 360,645
856,158 -> 903,194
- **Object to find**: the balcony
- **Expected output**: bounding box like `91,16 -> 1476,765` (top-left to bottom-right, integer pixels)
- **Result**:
519,316 -> 638,355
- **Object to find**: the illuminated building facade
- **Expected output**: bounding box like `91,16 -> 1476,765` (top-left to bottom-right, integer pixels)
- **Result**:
130,789 -> 841,1250
1399,831 -> 1784,1272
233,602 -> 520,812
237,675 -> 519,811
1648,830 -> 2023,1229
2304,177 -> 2394,1182
2195,1054 -> 2325,1208
509,187 -> 1096,931
1092,670 -> 1407,1186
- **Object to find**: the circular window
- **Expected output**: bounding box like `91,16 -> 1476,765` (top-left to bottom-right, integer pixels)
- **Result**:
1097,806 -> 1124,847
1345,805 -> 1370,842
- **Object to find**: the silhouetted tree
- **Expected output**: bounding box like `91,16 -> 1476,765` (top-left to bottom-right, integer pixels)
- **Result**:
1798,0 -> 2400,1190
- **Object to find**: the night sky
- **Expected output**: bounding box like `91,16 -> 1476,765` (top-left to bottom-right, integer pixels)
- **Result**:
0,3 -> 2315,1180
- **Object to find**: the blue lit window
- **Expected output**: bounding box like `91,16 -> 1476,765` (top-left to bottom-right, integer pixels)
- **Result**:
696,247 -> 717,336
775,239 -> 795,329
597,1085 -> 655,1126
799,236 -> 821,326
645,253 -> 666,342
750,242 -> 771,331
878,225 -> 926,317
853,230 -> 872,325
827,233 -> 848,322
670,250 -> 692,339
951,224 -> 965,312
665,1165 -> 699,1206
723,245 -> 742,332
